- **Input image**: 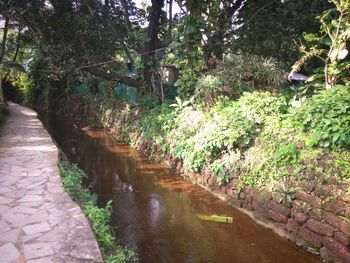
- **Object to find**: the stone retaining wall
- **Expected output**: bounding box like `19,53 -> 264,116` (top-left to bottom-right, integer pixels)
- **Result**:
135,138 -> 350,263
170,157 -> 350,263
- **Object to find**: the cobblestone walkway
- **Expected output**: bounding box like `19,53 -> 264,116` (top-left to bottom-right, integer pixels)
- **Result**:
0,103 -> 103,263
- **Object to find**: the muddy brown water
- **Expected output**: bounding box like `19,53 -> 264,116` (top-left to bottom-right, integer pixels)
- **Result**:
39,112 -> 320,263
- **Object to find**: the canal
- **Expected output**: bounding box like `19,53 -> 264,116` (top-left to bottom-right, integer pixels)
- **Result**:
39,112 -> 320,263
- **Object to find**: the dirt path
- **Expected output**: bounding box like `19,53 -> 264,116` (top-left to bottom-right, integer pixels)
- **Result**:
0,103 -> 103,263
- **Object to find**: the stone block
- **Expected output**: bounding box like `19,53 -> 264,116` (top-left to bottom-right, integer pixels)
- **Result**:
309,208 -> 323,221
325,200 -> 347,215
299,180 -> 316,193
295,190 -> 321,208
306,218 -> 334,237
238,192 -> 245,200
293,200 -> 313,214
246,203 -> 253,211
335,231 -> 350,247
299,226 -> 323,248
286,219 -> 299,232
0,243 -> 20,263
294,212 -> 308,225
314,185 -> 332,198
323,237 -> 350,262
268,200 -> 291,217
268,209 -> 288,223
324,212 -> 350,236
252,200 -> 265,212
320,247 -> 339,263
253,210 -> 267,222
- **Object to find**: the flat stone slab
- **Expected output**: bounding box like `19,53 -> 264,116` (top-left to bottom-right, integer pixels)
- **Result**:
0,103 -> 103,263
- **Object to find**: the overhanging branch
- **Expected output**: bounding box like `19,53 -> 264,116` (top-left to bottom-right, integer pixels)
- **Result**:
83,66 -> 140,88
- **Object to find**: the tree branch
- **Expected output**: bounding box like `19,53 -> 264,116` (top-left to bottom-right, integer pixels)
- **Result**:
83,66 -> 140,87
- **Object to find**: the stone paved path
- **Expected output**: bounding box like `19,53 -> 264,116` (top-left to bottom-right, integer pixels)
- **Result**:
0,103 -> 103,263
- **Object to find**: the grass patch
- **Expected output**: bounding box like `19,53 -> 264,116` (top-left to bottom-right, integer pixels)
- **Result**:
57,155 -> 137,262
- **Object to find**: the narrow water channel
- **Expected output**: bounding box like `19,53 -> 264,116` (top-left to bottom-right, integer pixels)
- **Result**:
39,112 -> 320,263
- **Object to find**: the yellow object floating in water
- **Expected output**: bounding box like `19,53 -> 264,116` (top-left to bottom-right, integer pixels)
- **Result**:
196,214 -> 234,224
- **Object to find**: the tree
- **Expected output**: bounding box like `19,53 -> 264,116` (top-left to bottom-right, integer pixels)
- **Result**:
0,15 -> 9,63
234,0 -> 330,68
0,0 -> 168,93
290,0 -> 350,88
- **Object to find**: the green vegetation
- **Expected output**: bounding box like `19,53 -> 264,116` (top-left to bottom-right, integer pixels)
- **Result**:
291,86 -> 350,148
57,158 -> 137,262
111,82 -> 348,190
0,83 -> 6,122
1,0 -> 349,219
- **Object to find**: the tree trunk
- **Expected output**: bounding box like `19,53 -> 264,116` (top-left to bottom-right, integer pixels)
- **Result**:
0,16 -> 9,63
142,0 -> 164,94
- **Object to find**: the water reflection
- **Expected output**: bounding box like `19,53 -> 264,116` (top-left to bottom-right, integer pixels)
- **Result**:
39,112 -> 320,263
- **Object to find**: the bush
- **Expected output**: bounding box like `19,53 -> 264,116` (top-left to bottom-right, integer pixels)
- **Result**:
238,91 -> 286,124
174,101 -> 257,172
195,53 -> 286,106
290,85 -> 350,148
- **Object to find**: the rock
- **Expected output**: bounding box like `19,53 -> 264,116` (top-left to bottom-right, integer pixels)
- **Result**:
324,212 -> 350,236
294,212 -> 309,225
320,247 -> 337,263
315,185 -> 333,198
268,209 -> 288,223
299,226 -> 323,248
0,243 -> 20,263
309,208 -> 323,221
286,219 -> 299,232
246,203 -> 253,211
300,180 -> 317,193
335,231 -> 350,247
246,194 -> 252,203
323,237 -> 350,262
305,218 -> 334,237
325,200 -> 347,215
252,200 -> 265,212
238,192 -> 245,200
295,190 -> 321,208
293,200 -> 313,214
253,210 -> 267,223
268,200 -> 291,217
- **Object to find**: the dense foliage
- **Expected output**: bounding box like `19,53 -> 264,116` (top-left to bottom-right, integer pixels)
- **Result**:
235,0 -> 331,69
291,86 -> 350,148
0,0 -> 349,211
195,54 -> 286,106
112,85 -> 350,191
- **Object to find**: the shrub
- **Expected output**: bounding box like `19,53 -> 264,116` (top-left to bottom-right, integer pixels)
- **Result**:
179,101 -> 257,172
195,53 -> 286,106
274,144 -> 299,165
290,85 -> 350,148
238,91 -> 286,124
